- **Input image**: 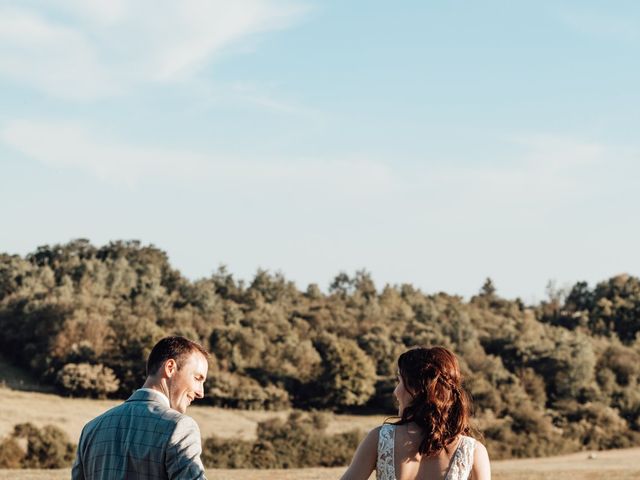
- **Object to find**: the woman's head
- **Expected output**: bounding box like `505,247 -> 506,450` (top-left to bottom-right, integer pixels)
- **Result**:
393,346 -> 471,456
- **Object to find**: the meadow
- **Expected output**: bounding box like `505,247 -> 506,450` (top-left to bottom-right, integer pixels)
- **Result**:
2,447 -> 640,480
1,386 -> 639,479
0,387 -> 384,442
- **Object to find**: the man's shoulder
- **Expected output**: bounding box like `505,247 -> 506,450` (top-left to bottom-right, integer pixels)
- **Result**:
83,402 -> 126,428
170,413 -> 200,432
80,394 -> 191,438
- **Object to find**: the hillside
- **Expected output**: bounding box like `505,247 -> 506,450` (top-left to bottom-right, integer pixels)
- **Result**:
1,240 -> 640,459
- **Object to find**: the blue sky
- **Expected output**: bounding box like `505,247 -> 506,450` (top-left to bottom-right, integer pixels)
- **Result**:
1,0 -> 638,301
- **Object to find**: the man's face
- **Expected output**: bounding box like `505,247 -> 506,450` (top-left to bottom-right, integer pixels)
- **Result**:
167,351 -> 208,414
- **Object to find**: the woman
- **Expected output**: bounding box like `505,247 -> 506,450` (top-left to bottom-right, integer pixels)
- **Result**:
341,346 -> 490,480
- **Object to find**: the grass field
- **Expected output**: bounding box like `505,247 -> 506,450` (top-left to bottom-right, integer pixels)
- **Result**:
1,361 -> 639,480
2,447 -> 640,479
0,386 -> 385,443
0,356 -> 384,441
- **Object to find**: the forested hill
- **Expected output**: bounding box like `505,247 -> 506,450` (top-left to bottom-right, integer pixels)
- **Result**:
1,239 -> 639,458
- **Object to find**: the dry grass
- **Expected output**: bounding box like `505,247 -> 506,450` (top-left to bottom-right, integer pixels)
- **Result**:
0,377 -> 639,480
490,446 -> 640,479
202,448 -> 640,480
2,448 -> 640,480
0,386 -> 382,444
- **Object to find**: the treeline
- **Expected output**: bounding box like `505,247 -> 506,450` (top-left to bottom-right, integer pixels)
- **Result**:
1,239 -> 639,459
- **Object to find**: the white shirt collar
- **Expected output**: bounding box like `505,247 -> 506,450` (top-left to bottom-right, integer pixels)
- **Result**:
138,388 -> 170,408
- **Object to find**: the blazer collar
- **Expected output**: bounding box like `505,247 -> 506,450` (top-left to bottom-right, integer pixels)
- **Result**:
126,388 -> 171,408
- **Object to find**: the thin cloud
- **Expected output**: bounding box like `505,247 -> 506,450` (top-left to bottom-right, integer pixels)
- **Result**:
0,0 -> 310,100
225,81 -> 323,118
182,78 -> 321,118
1,119 -> 210,186
415,133 -> 624,226
1,119 -> 396,196
555,6 -> 639,42
0,6 -> 115,100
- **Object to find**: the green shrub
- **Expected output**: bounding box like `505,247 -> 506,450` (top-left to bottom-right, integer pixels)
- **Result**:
557,401 -> 640,450
201,412 -> 362,469
207,372 -> 290,410
12,423 -> 75,469
201,435 -> 253,468
55,363 -> 120,398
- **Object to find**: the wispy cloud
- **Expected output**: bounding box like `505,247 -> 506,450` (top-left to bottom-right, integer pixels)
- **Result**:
0,7 -> 114,99
231,82 -> 319,116
4,118 -> 628,205
415,133 -> 627,226
1,118 -> 395,195
477,133 -> 608,199
0,0 -> 309,100
183,79 -> 323,119
555,6 -> 639,41
1,119 -> 209,186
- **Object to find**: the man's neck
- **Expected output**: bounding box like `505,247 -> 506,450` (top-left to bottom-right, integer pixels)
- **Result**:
140,379 -> 171,408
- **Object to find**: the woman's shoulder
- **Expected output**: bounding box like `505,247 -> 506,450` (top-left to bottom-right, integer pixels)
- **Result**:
471,439 -> 488,458
469,439 -> 491,479
361,426 -> 384,446
460,436 -> 487,451
350,425 -> 385,460
454,435 -> 484,465
462,437 -> 489,467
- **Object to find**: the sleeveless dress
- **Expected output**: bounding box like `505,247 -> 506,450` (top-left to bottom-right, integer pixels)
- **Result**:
376,424 -> 476,480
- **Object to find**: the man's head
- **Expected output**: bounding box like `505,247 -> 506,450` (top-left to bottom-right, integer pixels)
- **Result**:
146,336 -> 209,413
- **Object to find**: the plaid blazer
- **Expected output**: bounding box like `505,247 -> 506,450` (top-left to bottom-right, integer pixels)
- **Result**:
72,389 -> 207,480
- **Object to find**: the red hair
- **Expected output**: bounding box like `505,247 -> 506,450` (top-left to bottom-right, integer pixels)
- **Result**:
394,346 -> 471,457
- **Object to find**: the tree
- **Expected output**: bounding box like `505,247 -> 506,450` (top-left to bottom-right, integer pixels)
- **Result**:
312,334 -> 376,408
481,278 -> 496,297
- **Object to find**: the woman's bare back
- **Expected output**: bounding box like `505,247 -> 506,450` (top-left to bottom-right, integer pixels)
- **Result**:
377,423 -> 476,480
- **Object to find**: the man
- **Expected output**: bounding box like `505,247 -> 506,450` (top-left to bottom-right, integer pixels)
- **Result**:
72,336 -> 210,479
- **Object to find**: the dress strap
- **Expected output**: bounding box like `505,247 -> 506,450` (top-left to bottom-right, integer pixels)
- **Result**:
444,436 -> 476,480
376,424 -> 396,480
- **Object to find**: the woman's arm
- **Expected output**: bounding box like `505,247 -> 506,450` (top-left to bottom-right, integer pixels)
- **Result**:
339,427 -> 380,480
471,441 -> 491,480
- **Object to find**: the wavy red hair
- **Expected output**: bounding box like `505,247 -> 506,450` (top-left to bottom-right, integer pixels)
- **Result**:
393,346 -> 472,457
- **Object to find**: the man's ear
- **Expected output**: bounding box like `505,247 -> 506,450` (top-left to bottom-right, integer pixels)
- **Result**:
164,359 -> 178,378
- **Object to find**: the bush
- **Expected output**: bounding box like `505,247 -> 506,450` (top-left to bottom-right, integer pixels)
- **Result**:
480,409 -> 570,460
557,401 -> 640,450
12,423 -> 76,469
0,437 -> 24,468
55,363 -> 120,398
201,412 -> 362,469
201,435 -> 253,468
599,345 -> 640,386
207,372 -> 290,410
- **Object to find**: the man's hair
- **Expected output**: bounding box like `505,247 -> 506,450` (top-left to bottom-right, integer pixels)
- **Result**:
146,336 -> 210,376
